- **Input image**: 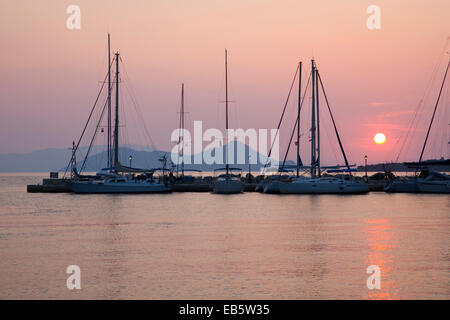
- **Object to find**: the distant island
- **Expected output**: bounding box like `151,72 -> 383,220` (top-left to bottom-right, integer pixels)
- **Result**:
357,158 -> 450,172
0,142 -> 293,173
2,144 -> 448,173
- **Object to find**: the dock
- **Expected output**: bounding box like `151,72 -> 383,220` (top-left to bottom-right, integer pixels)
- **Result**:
27,172 -> 72,193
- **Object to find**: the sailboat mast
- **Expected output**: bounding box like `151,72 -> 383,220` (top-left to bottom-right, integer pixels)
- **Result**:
107,34 -> 112,168
181,83 -> 185,176
296,61 -> 302,177
114,52 -> 120,168
416,59 -> 450,174
310,59 -> 316,178
225,49 -> 229,175
315,65 -> 320,177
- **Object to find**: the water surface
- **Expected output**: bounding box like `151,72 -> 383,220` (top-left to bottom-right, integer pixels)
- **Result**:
0,173 -> 448,299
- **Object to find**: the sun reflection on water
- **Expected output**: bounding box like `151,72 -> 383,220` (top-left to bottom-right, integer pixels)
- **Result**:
364,219 -> 398,299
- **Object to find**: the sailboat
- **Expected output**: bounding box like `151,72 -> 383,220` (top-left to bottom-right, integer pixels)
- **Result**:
69,38 -> 171,193
278,59 -> 369,194
385,59 -> 450,193
212,49 -> 245,194
416,170 -> 450,193
171,83 -> 211,192
262,61 -> 305,194
415,60 -> 450,193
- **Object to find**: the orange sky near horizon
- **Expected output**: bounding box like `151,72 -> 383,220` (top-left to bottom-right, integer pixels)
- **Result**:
0,0 -> 449,165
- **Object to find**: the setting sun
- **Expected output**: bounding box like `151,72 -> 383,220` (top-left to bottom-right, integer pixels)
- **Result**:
373,133 -> 386,144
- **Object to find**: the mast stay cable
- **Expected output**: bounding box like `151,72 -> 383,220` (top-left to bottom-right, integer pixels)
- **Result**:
415,59 -> 450,174
62,57 -> 116,178
317,71 -> 351,172
279,72 -> 312,173
262,65 -> 299,173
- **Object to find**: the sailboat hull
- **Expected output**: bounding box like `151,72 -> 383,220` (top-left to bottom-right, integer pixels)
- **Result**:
384,180 -> 419,193
278,178 -> 369,194
416,180 -> 450,193
263,181 -> 282,194
69,181 -> 172,194
213,179 -> 245,194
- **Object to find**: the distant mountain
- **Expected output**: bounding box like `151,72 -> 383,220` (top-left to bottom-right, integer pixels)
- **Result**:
172,140 -> 292,172
69,147 -> 169,172
0,141 -> 291,173
0,144 -> 154,172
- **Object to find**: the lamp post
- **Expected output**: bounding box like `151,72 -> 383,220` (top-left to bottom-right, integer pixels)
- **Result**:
129,155 -> 132,168
364,155 -> 368,179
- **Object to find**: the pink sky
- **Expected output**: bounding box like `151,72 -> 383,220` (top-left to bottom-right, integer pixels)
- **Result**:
1,0 -> 449,164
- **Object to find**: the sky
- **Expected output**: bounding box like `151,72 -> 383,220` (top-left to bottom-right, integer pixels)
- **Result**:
0,0 -> 449,165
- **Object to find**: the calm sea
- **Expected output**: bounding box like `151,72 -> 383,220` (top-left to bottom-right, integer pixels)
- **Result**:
0,173 -> 448,299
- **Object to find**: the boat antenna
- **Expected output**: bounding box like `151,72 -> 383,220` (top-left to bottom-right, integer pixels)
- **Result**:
415,59 -> 450,175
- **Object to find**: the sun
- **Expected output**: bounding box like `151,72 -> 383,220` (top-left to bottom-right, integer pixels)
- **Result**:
373,133 -> 386,144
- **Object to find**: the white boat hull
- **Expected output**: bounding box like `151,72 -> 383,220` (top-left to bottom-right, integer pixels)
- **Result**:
69,180 -> 172,193
384,179 -> 419,193
263,181 -> 283,193
416,180 -> 450,193
278,178 -> 369,194
213,179 -> 245,194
